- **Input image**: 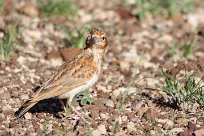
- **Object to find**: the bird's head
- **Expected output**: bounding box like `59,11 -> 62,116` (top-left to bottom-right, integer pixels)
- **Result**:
85,28 -> 108,50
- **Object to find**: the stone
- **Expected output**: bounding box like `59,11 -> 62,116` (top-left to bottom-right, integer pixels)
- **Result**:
22,4 -> 39,17
187,121 -> 196,131
118,87 -> 137,95
30,30 -> 42,40
0,92 -> 10,100
169,128 -> 183,136
100,113 -> 109,120
121,115 -> 128,122
67,132 -> 77,136
59,48 -> 82,61
98,124 -> 107,135
21,94 -> 29,100
105,100 -> 114,108
78,10 -> 92,23
96,84 -> 111,93
24,113 -> 32,119
93,129 -> 102,136
143,108 -> 157,121
175,118 -> 189,126
187,13 -> 204,30
179,130 -> 193,136
119,61 -> 130,72
157,118 -> 174,127
127,122 -> 136,132
93,124 -> 107,136
46,50 -> 63,67
112,89 -> 121,99
194,129 -> 204,136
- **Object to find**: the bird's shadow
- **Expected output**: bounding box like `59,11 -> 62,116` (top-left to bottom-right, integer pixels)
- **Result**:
16,86 -> 86,118
141,92 -> 179,110
28,98 -> 65,116
17,86 -> 68,118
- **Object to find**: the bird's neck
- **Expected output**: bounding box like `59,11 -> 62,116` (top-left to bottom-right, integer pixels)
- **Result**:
86,48 -> 105,63
93,48 -> 105,62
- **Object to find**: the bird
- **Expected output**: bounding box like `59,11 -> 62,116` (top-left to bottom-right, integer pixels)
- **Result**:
15,28 -> 108,118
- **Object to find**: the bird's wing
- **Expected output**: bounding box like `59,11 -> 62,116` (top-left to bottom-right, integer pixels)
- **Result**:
30,52 -> 97,102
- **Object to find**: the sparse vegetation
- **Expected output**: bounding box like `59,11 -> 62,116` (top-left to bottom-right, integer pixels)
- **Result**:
132,0 -> 195,19
38,0 -> 76,16
67,89 -> 95,136
0,1 -> 5,14
64,106 -> 71,118
0,25 -> 17,59
85,127 -> 93,136
65,28 -> 88,48
182,39 -> 197,58
111,60 -> 142,135
77,91 -> 94,106
162,69 -> 204,110
167,38 -> 197,58
167,43 -> 177,57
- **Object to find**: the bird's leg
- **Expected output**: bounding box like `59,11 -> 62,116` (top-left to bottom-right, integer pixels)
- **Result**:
59,99 -> 70,118
67,95 -> 90,124
59,99 -> 65,110
67,95 -> 81,117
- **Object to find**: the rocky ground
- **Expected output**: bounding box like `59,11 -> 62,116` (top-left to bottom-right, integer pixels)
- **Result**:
1,0 -> 204,135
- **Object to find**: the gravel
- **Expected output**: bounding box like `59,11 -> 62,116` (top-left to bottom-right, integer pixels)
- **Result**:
1,0 -> 204,135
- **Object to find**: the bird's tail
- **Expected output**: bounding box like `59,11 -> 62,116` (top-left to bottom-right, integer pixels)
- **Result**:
14,100 -> 37,118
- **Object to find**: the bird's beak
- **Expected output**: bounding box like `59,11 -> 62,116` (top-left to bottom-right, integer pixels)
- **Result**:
91,37 -> 98,44
92,37 -> 103,45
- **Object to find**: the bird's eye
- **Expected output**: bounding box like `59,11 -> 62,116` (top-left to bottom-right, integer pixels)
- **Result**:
102,37 -> 105,40
87,35 -> 91,40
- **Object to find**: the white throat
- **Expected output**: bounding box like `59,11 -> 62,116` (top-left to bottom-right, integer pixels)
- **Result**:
92,48 -> 104,62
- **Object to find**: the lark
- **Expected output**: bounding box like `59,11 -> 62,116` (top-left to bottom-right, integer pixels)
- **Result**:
15,28 -> 108,118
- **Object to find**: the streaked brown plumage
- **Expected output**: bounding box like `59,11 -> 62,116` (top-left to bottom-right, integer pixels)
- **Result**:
15,28 -> 107,118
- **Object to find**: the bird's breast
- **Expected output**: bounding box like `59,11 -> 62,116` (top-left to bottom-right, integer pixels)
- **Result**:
58,74 -> 99,99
